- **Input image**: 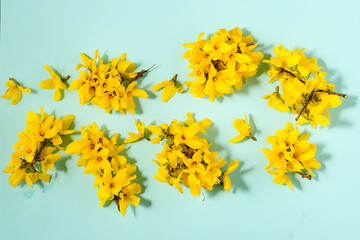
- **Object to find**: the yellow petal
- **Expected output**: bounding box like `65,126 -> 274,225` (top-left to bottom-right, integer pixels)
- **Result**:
161,84 -> 176,102
152,81 -> 167,92
10,89 -> 22,105
53,88 -> 62,101
228,135 -> 245,143
39,78 -> 55,89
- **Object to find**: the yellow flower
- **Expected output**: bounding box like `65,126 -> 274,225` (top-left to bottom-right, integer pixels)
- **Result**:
183,27 -> 263,102
228,114 -> 256,142
118,183 -> 141,217
3,107 -> 76,188
39,65 -> 68,101
97,169 -> 128,206
70,49 -> 152,114
151,113 -> 237,197
66,123 -> 141,215
263,45 -> 347,128
223,160 -> 239,193
1,78 -> 31,105
124,119 -> 147,143
152,74 -> 184,102
262,122 -> 321,190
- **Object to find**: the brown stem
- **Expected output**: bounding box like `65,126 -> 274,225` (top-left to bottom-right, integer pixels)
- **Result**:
277,67 -> 305,83
62,75 -> 70,82
171,74 -> 178,82
218,177 -> 224,185
251,136 -> 257,141
317,89 -> 347,99
113,195 -> 121,212
121,64 -> 156,84
277,67 -> 347,98
180,143 -> 195,158
295,91 -> 314,121
296,172 -> 312,180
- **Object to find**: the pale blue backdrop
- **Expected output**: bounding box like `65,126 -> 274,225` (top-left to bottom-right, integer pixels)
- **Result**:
1,0 -> 359,239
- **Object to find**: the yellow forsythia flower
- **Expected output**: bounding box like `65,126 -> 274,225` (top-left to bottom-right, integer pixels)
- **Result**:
261,122 -> 321,190
39,65 -> 69,101
149,112 -> 238,196
3,107 -> 76,187
228,114 -> 256,142
183,27 -> 263,102
66,122 -> 141,216
152,74 -> 184,102
69,49 -> 152,114
1,78 -> 31,105
263,44 -> 347,128
124,119 -> 147,143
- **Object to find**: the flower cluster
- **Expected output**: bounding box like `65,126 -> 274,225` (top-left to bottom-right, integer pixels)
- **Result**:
3,107 -> 76,187
1,78 -> 31,105
66,122 -> 141,216
263,44 -> 347,128
182,27 -> 264,102
262,122 -> 320,190
148,113 -> 239,196
69,50 -> 152,114
152,74 -> 184,102
39,65 -> 69,101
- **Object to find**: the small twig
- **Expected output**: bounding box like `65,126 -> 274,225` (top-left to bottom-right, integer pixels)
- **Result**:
317,89 -> 347,99
113,195 -> 121,212
62,75 -> 70,82
251,136 -> 257,141
296,172 -> 312,180
277,67 -> 305,84
295,91 -> 314,121
122,64 -> 156,84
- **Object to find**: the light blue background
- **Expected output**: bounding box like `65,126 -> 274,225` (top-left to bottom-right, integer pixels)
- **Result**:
1,0 -> 359,239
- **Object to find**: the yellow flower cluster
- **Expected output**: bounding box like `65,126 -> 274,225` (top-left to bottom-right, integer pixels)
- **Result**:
182,27 -> 264,102
148,113 -> 239,196
3,107 -> 76,187
66,122 -> 141,216
69,50 -> 151,114
263,44 -> 347,128
262,122 -> 320,190
1,78 -> 31,105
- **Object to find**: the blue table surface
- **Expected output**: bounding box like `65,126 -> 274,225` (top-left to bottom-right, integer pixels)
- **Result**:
1,0 -> 359,239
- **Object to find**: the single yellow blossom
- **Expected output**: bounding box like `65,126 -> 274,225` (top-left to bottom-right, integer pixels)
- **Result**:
223,160 -> 239,193
228,114 -> 256,143
124,119 -> 147,143
152,74 -> 184,102
118,182 -> 141,217
39,65 -> 68,101
1,78 -> 31,105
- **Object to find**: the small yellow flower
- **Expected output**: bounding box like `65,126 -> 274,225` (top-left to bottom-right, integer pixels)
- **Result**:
39,65 -> 68,101
1,78 -> 31,105
118,182 -> 141,217
124,119 -> 147,143
152,74 -> 184,102
223,160 -> 239,193
228,114 -> 256,143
